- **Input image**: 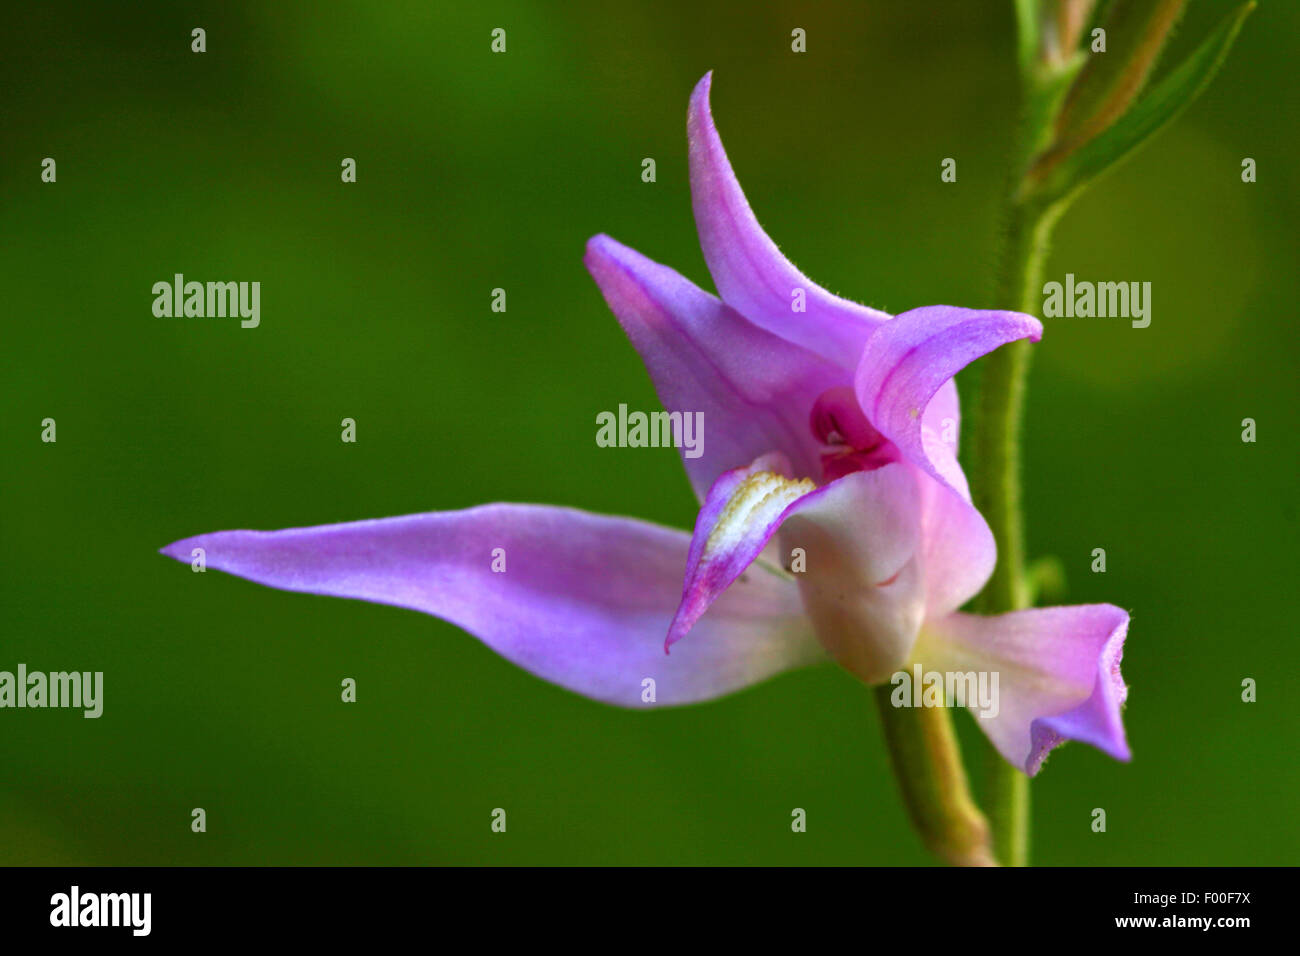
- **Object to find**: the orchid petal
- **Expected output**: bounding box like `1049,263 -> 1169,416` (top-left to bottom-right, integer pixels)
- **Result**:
585,234 -> 842,497
161,505 -> 822,707
915,605 -> 1131,775
924,378 -> 960,452
667,452 -> 814,650
914,434 -> 997,616
688,72 -> 888,369
669,454 -> 926,683
854,305 -> 1042,495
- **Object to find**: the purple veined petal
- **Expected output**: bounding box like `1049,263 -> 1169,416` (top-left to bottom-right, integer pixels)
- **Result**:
914,605 -> 1131,776
585,233 -> 844,499
668,453 -> 926,684
160,505 -> 823,708
687,72 -> 889,369
854,304 -> 1042,496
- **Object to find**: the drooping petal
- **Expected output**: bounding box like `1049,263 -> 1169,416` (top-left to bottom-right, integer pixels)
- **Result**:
924,378 -> 960,452
914,605 -> 1131,775
585,234 -> 844,498
687,72 -> 888,369
910,371 -> 987,614
854,304 -> 1042,496
161,505 -> 823,707
668,454 -> 926,683
913,433 -> 997,616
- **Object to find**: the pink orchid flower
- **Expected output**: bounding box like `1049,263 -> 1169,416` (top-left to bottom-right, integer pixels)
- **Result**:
162,73 -> 1129,777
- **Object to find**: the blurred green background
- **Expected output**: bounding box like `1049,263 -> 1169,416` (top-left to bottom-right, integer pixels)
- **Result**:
3,0 -> 1296,865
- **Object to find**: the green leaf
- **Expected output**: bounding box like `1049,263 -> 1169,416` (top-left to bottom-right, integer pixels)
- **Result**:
1052,0 -> 1188,150
1026,1 -> 1254,203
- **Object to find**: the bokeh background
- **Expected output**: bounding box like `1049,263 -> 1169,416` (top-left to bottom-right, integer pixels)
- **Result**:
3,0 -> 1296,865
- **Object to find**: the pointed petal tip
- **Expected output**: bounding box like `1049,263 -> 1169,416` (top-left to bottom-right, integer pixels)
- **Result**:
583,234 -> 638,291
687,72 -> 719,143
159,537 -> 193,562
583,232 -> 614,267
691,71 -> 714,103
664,596 -> 703,655
584,233 -> 649,278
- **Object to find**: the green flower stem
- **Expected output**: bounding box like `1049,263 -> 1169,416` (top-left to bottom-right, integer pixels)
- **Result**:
959,0 -> 1249,869
975,199 -> 1060,605
872,60 -> 1065,871
873,686 -> 996,867
960,2 -> 1078,865
967,190 -> 1066,868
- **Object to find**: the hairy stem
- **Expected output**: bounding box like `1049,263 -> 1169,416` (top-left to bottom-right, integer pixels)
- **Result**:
966,185 -> 1065,867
